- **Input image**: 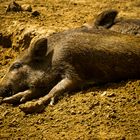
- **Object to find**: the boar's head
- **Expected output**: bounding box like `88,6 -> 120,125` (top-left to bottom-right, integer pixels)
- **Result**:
0,37 -> 53,99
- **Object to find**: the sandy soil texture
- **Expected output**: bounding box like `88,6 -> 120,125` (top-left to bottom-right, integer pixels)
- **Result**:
0,0 -> 140,139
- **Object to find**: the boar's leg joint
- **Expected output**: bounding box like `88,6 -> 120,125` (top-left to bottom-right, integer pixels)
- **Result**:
39,77 -> 79,105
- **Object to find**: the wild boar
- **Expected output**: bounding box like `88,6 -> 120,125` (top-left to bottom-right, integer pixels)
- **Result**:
84,9 -> 140,36
110,18 -> 140,35
0,25 -> 140,113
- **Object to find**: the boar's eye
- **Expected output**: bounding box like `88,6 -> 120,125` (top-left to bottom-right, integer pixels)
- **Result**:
10,62 -> 22,71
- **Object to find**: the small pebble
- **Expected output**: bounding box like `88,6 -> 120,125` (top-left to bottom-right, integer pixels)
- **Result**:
32,11 -> 40,17
21,4 -> 32,12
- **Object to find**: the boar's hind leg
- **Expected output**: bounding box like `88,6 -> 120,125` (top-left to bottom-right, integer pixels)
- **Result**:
2,89 -> 33,104
19,77 -> 80,113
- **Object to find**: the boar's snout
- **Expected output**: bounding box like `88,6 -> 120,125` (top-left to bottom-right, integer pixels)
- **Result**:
0,84 -> 13,98
0,61 -> 30,98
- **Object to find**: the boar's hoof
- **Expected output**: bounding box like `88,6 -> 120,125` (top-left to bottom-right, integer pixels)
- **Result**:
19,101 -> 45,114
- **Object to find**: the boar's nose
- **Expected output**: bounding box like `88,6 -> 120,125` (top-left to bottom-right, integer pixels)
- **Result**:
0,85 -> 13,98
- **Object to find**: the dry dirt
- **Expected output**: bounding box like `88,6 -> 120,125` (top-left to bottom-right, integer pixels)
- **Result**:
0,0 -> 140,139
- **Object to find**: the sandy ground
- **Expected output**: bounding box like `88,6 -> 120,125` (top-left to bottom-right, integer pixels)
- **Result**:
0,0 -> 140,139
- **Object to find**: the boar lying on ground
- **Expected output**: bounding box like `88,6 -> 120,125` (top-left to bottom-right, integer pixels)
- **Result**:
84,9 -> 140,36
0,12 -> 140,113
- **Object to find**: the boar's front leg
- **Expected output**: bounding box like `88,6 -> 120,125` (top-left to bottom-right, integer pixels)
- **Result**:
2,89 -> 34,104
19,77 -> 80,113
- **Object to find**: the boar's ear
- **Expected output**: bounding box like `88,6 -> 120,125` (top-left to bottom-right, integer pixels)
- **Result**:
29,37 -> 48,60
94,9 -> 118,28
